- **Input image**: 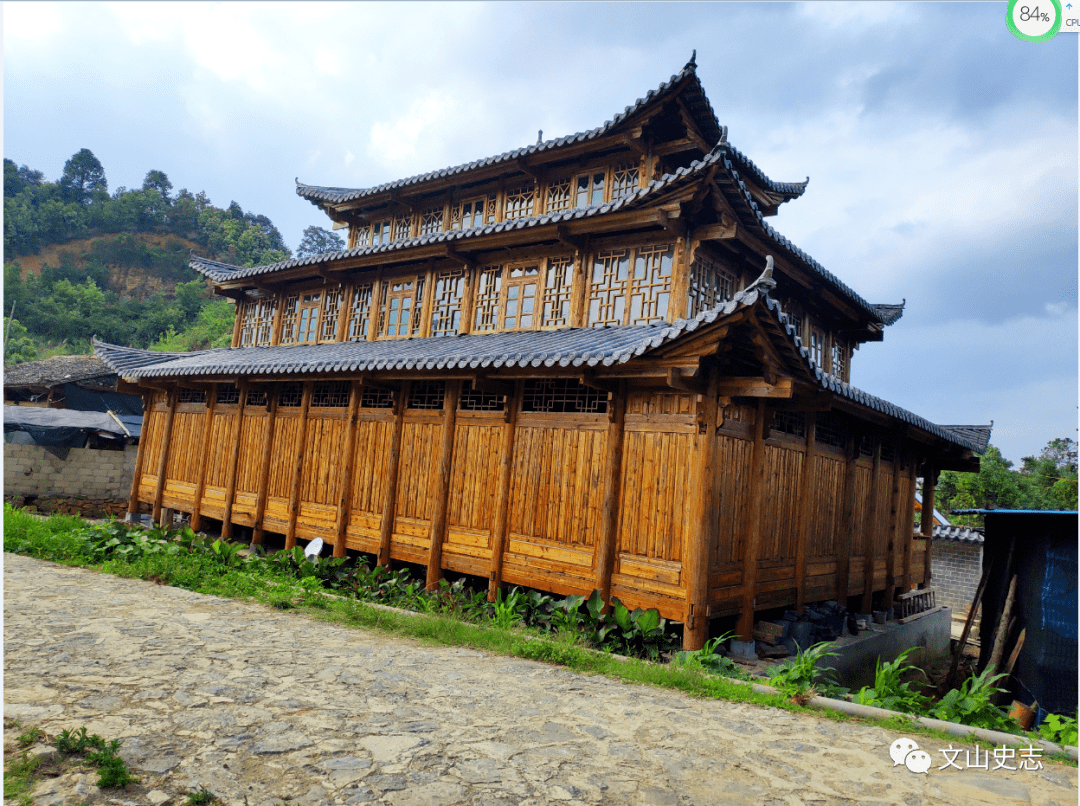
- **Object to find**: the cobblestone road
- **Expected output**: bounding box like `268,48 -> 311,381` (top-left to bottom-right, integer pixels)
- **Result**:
4,554 -> 1077,806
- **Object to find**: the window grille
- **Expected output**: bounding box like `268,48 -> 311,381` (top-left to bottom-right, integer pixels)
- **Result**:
521,378 -> 607,414
393,215 -> 412,241
575,172 -> 606,208
859,434 -> 875,458
773,410 -> 806,438
430,269 -> 466,337
279,382 -> 304,408
380,279 -> 416,338
320,288 -> 343,342
347,283 -> 374,340
541,257 -> 574,328
588,249 -> 630,327
407,380 -> 445,410
611,165 -> 639,199
784,308 -> 804,341
589,244 -> 674,326
246,388 -> 268,407
687,257 -> 735,317
280,294 -> 300,344
473,266 -> 503,333
504,184 -> 536,220
546,178 -> 572,213
238,301 -> 259,347
361,386 -> 394,409
178,387 -> 207,405
312,381 -> 351,408
216,384 -> 241,405
354,225 -> 371,248
816,412 -> 848,448
420,207 -> 444,236
450,197 -> 494,230
502,265 -> 540,330
628,245 -> 672,323
255,298 -> 277,345
810,329 -> 826,368
831,342 -> 848,380
459,381 -> 506,412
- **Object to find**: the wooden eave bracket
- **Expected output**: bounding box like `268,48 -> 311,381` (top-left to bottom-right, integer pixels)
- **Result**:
715,376 -> 793,399
469,374 -> 515,397
665,367 -> 707,395
655,205 -> 687,238
623,127 -> 649,156
555,224 -> 586,252
443,245 -> 475,268
578,372 -> 620,395
515,157 -> 543,182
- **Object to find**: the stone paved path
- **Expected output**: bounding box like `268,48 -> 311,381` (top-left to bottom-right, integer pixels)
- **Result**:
4,553 -> 1077,806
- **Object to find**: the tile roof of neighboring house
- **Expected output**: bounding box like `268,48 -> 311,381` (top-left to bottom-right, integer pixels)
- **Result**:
871,302 -> 905,326
932,525 -> 985,544
93,281 -> 991,454
3,355 -> 115,388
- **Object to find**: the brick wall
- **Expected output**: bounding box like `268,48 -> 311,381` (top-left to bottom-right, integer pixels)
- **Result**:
4,442 -> 138,500
931,538 -> 983,618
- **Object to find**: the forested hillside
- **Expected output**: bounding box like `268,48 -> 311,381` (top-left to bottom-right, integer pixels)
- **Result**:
3,148 -> 341,364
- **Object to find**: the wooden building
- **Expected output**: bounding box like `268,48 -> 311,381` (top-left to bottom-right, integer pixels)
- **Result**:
95,57 -> 989,649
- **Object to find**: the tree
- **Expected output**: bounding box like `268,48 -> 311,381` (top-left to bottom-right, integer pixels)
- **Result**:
142,170 -> 173,200
3,317 -> 38,365
60,148 -> 107,205
1020,438 -> 1078,511
297,225 -> 346,257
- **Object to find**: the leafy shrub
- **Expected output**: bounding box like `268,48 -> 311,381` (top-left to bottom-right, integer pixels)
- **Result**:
928,666 -> 1013,731
675,634 -> 745,678
1039,710 -> 1079,747
492,587 -> 526,629
854,648 -> 929,714
765,642 -> 847,700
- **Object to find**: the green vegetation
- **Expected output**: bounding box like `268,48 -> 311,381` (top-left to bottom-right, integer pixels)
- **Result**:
928,666 -> 1014,732
854,648 -> 930,714
764,641 -> 848,701
1039,711 -> 1079,747
184,787 -> 219,805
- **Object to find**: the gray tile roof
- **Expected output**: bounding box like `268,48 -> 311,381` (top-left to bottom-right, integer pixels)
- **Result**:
93,282 -> 990,454
936,425 -> 992,453
932,525 -> 985,544
871,302 -> 905,327
4,355 -> 114,388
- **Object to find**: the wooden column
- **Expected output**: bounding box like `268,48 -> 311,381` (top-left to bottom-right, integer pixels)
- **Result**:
900,456 -> 918,593
376,383 -> 408,566
793,412 -> 817,613
367,274 -> 383,342
426,380 -> 461,589
882,436 -> 905,612
487,381 -> 522,601
835,431 -> 859,606
231,301 -> 244,348
270,298 -> 285,346
285,382 -> 313,549
189,386 -> 218,531
335,286 -> 353,343
569,245 -> 589,328
920,463 -> 938,587
332,381 -> 363,558
151,390 -> 179,525
251,384 -> 280,545
736,399 -> 770,641
668,236 -> 691,322
860,438 -> 883,615
220,381 -> 249,540
683,372 -> 719,651
594,381 -> 628,605
126,390 -> 152,521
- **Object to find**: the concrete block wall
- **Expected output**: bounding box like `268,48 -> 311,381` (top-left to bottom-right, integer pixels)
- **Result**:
930,539 -> 983,618
4,443 -> 138,500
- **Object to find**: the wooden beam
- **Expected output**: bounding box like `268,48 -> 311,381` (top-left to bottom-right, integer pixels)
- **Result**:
900,456 -> 918,594
683,370 -> 719,650
920,463 -> 938,587
715,376 -> 792,398
655,207 -> 686,238
693,221 -> 738,242
594,381 -> 627,604
126,390 -> 153,522
883,436 -> 905,612
285,382 -> 313,549
861,437 -> 883,615
151,389 -> 178,526
220,381 -> 249,541
736,399 -> 770,641
487,381 -> 522,600
189,385 -> 218,532
377,383 -> 408,566
470,374 -> 515,397
665,367 -> 706,395
231,301 -> 244,348
835,430 -> 859,606
251,384 -> 280,545
555,224 -> 585,252
793,412 -> 817,613
579,372 -> 620,395
332,381 -> 363,558
426,380 -> 461,589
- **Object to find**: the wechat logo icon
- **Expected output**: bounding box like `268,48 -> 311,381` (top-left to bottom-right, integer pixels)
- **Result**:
890,738 -> 932,774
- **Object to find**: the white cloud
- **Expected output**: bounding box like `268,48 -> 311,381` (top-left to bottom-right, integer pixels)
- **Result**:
796,1 -> 916,30
368,93 -> 459,171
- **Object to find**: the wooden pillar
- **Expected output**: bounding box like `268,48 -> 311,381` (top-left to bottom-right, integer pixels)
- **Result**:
220,381 -> 249,540
793,412 -> 817,613
683,372 -> 719,651
270,298 -> 285,346
487,381 -> 522,601
920,463 -> 937,587
669,236 -> 691,322
376,383 -> 408,566
900,456 -> 918,593
882,436 -> 905,612
189,385 -> 218,532
285,382 -> 313,549
594,381 -> 628,605
126,390 -> 152,521
736,399 -> 770,641
860,438 -> 883,615
425,380 -> 461,590
151,389 -> 179,525
569,244 -> 589,328
231,301 -> 243,348
332,381 -> 363,558
251,384 -> 280,545
835,430 -> 859,606
335,286 -> 353,343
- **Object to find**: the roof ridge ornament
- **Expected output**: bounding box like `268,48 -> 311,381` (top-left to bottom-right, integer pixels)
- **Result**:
745,255 -> 777,296
686,50 -> 697,70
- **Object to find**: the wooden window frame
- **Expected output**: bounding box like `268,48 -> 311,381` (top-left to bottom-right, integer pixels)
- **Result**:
504,183 -> 537,221
377,275 -> 425,339
472,265 -> 503,333
588,242 -> 674,327
450,196 -> 496,230
500,263 -> 542,331
430,268 -> 467,337
295,291 -> 323,344
346,283 -> 374,341
540,256 -> 574,329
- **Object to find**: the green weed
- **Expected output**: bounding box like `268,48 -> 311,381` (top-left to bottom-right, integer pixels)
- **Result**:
15,726 -> 44,748
928,666 -> 1013,731
854,648 -> 930,714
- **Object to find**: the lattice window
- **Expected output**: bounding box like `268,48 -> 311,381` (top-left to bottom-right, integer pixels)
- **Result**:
611,164 -> 639,199
831,342 -> 848,381
394,215 -> 412,241
370,218 -> 395,245
353,225 -> 371,248
575,172 -> 606,208
255,298 -> 277,345
541,257 -> 574,328
784,306 -> 804,341
687,256 -> 736,317
279,294 -> 300,344
859,434 -> 875,458
216,384 -> 241,405
504,184 -> 536,220
546,178 -> 572,213
773,410 -> 806,438
880,440 -> 896,464
473,265 -> 503,333
246,388 -> 268,407
588,249 -> 630,327
522,378 -> 607,414
295,292 -> 322,343
279,382 -> 304,407
430,269 -> 466,338
407,380 -> 445,410
459,381 -> 506,412
420,206 -> 444,236
502,264 -> 540,330
361,386 -> 394,409
412,277 -> 425,336
450,197 -> 495,230
312,381 -> 351,407
238,301 -> 259,347
320,288 -> 343,342
628,244 -> 672,324
347,283 -> 374,341
816,412 -> 848,448
178,387 -> 207,405
380,279 -> 416,338
810,329 -> 826,368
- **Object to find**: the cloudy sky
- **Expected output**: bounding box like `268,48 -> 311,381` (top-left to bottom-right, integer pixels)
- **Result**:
4,2 -> 1077,467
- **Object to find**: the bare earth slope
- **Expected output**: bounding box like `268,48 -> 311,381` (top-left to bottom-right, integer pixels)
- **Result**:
4,554 -> 1076,806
